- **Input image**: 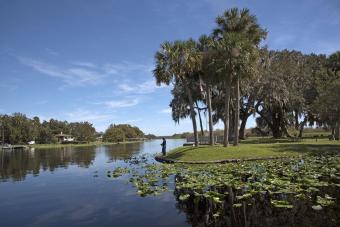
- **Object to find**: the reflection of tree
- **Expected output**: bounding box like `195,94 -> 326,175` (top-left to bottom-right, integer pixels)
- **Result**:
174,184 -> 340,227
0,147 -> 95,182
104,143 -> 142,161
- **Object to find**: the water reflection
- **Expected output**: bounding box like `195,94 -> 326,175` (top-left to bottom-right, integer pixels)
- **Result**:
104,143 -> 143,161
0,147 -> 96,181
174,185 -> 340,227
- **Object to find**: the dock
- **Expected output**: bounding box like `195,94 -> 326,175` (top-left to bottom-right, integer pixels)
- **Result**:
1,145 -> 29,150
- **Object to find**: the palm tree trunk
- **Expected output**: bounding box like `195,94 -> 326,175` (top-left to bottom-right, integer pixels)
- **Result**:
233,76 -> 240,146
206,85 -> 214,145
224,82 -> 231,147
185,85 -> 199,147
298,117 -> 307,138
239,115 -> 248,140
195,101 -> 204,136
335,121 -> 340,141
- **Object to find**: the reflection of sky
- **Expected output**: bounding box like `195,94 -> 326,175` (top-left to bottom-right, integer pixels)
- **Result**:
0,140 -> 188,227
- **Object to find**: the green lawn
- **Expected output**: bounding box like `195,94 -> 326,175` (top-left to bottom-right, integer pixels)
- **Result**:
164,139 -> 340,161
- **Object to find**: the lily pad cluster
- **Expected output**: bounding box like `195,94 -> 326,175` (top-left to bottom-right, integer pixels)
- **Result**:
107,154 -> 340,211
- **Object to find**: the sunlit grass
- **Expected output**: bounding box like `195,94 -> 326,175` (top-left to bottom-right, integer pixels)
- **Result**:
165,139 -> 340,161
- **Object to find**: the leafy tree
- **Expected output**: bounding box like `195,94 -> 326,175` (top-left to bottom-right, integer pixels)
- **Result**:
103,125 -> 125,142
102,124 -> 144,142
70,122 -> 96,142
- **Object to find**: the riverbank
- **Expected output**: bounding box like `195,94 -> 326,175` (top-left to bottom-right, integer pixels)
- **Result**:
161,139 -> 340,162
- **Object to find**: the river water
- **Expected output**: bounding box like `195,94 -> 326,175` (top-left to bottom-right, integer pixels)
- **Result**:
0,139 -> 189,227
0,139 -> 339,227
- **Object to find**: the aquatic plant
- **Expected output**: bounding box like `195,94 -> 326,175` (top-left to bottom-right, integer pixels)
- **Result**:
107,154 -> 340,211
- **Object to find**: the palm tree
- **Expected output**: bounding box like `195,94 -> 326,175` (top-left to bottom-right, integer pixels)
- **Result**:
154,39 -> 201,146
213,8 -> 267,146
197,34 -> 216,145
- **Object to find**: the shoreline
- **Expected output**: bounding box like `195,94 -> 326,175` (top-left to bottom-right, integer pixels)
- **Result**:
1,140 -> 146,150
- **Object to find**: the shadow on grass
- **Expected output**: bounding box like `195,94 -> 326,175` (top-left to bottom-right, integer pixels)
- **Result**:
241,138 -> 299,144
165,146 -> 201,160
268,143 -> 340,155
165,143 -> 340,161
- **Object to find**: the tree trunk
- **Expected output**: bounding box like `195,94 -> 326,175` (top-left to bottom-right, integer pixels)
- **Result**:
195,101 -> 204,136
239,115 -> 248,140
233,76 -> 240,146
224,82 -> 231,147
206,86 -> 214,145
271,111 -> 282,138
335,121 -> 340,140
185,85 -> 199,147
294,110 -> 299,130
298,117 -> 307,138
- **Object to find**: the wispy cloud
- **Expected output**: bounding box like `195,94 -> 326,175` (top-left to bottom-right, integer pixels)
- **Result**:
45,48 -> 60,56
124,118 -> 143,124
160,108 -> 172,114
270,34 -> 296,48
18,57 -> 105,86
103,61 -> 152,76
35,100 -> 48,105
71,61 -> 97,68
65,109 -> 113,122
18,57 -> 154,88
119,80 -> 165,94
104,98 -> 139,109
0,83 -> 18,92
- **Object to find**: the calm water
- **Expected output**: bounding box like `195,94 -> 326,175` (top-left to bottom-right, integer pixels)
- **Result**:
1,140 -> 339,227
0,139 -> 189,227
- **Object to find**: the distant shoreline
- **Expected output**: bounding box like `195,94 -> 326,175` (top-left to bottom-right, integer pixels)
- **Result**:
0,141 -> 146,150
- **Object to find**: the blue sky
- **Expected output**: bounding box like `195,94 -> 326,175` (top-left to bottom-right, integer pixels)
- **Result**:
1,0 -> 339,135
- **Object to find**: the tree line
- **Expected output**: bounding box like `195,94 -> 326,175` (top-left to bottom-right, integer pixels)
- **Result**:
0,113 -> 97,144
0,113 -> 146,145
153,8 -> 340,147
102,124 -> 145,142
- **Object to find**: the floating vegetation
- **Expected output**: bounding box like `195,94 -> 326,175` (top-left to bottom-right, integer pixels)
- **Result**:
270,199 -> 293,209
107,167 -> 129,178
107,154 -> 340,213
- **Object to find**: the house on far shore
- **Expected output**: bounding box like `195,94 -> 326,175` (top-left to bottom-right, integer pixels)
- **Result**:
55,132 -> 75,143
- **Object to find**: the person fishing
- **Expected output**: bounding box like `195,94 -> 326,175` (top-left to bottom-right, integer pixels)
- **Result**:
161,138 -> 166,155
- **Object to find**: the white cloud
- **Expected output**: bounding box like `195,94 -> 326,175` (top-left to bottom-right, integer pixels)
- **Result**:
0,83 -> 18,91
270,34 -> 296,48
124,118 -> 143,124
104,98 -> 139,109
45,48 -> 60,56
18,57 -> 154,88
71,61 -> 97,68
18,57 -> 105,86
103,62 -> 152,76
160,108 -> 172,114
65,109 -> 113,122
35,100 -> 48,105
119,80 -> 165,94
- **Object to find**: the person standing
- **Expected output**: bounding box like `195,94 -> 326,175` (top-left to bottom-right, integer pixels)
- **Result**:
161,138 -> 166,155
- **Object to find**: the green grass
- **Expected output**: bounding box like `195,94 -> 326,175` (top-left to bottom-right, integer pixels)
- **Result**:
30,141 -> 142,149
165,139 -> 340,161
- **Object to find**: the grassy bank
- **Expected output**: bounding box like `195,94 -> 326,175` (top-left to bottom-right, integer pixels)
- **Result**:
30,140 -> 144,149
164,139 -> 340,162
